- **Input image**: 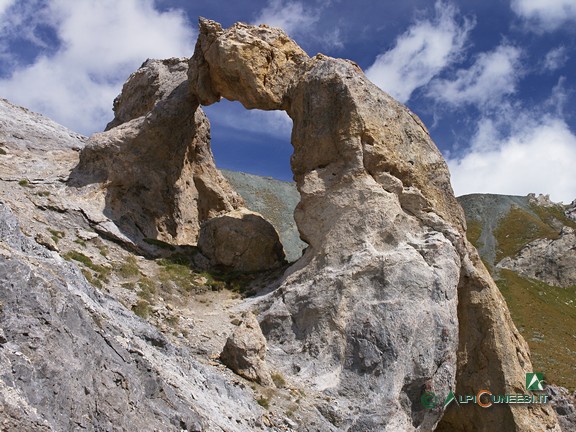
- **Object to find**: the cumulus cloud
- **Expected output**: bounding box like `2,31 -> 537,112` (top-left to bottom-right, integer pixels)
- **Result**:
253,0 -> 319,37
543,46 -> 568,71
0,0 -> 14,16
0,0 -> 195,135
206,101 -> 293,139
428,44 -> 522,108
448,113 -> 576,203
365,1 -> 474,103
252,0 -> 343,49
511,0 -> 576,31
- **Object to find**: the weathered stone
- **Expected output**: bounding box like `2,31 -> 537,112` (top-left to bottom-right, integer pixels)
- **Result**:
192,19 -> 559,431
34,232 -> 59,252
0,202 -> 274,431
70,58 -> 243,245
547,385 -> 576,432
220,312 -> 273,386
566,199 -> 576,222
497,226 -> 576,287
198,208 -> 286,272
190,19 -> 309,110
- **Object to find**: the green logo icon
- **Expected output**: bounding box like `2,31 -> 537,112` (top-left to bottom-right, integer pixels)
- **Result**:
443,390 -> 458,409
526,373 -> 545,391
421,391 -> 439,409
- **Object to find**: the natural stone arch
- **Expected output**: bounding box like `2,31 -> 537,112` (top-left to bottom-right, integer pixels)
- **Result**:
190,19 -> 559,431
69,16 -> 560,431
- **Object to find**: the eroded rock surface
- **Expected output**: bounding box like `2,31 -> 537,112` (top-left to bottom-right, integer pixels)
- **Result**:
220,312 -> 273,386
71,58 -> 243,245
497,226 -> 576,287
191,19 -> 560,431
0,203 -> 271,431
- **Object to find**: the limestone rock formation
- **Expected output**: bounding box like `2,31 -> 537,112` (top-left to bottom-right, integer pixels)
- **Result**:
220,312 -> 273,386
0,203 -> 270,431
191,19 -> 559,431
0,16 -> 565,432
497,226 -> 576,287
566,199 -> 576,222
547,385 -> 576,432
198,208 -> 286,272
70,58 -> 243,245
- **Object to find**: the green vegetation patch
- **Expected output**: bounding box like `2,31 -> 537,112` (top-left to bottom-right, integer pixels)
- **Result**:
465,219 -> 483,250
18,179 -> 35,188
271,372 -> 286,388
49,229 -> 65,244
132,300 -> 150,319
494,207 -> 558,261
65,250 -> 110,284
137,276 -> 157,301
157,255 -> 199,295
530,203 -> 576,230
256,396 -> 270,409
497,269 -> 576,390
116,255 -> 140,278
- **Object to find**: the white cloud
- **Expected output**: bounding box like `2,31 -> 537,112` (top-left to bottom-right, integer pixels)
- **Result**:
0,0 -> 195,135
511,0 -> 576,31
253,0 -> 319,37
0,0 -> 14,16
428,44 -> 522,108
448,115 -> 576,203
252,0 -> 344,50
543,46 -> 568,71
205,100 -> 292,139
365,1 -> 474,103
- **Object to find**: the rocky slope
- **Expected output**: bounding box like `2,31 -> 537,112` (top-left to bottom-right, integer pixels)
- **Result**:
0,18 -> 564,432
458,193 -> 576,392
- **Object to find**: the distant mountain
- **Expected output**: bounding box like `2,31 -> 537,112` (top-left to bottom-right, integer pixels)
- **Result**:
458,193 -> 576,391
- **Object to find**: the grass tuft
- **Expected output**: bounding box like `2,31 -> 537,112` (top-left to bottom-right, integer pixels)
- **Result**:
271,372 -> 286,388
117,255 -> 140,278
256,396 -> 270,409
132,300 -> 150,319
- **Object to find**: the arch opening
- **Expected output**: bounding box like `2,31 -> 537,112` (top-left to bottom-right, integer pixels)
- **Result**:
203,99 -> 307,263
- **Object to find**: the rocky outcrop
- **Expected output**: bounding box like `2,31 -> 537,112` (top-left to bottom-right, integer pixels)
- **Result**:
198,208 -> 286,272
1,16 -> 564,432
70,58 -> 243,245
220,312 -> 273,386
0,202 -> 274,431
191,19 -> 559,431
497,226 -> 576,287
547,385 -> 576,432
566,199 -> 576,222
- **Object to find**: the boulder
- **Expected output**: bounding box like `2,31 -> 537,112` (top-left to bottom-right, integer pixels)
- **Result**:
220,312 -> 273,386
191,19 -> 560,431
198,208 -> 286,272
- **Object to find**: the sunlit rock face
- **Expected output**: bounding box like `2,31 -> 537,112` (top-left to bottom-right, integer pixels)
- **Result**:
71,58 -> 243,245
190,19 -> 560,431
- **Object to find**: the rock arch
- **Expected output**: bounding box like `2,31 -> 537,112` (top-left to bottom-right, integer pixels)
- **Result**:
71,17 -> 560,431
190,19 -> 559,431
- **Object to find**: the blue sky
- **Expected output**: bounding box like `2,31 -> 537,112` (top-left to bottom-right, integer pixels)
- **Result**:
1,0 -> 575,202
